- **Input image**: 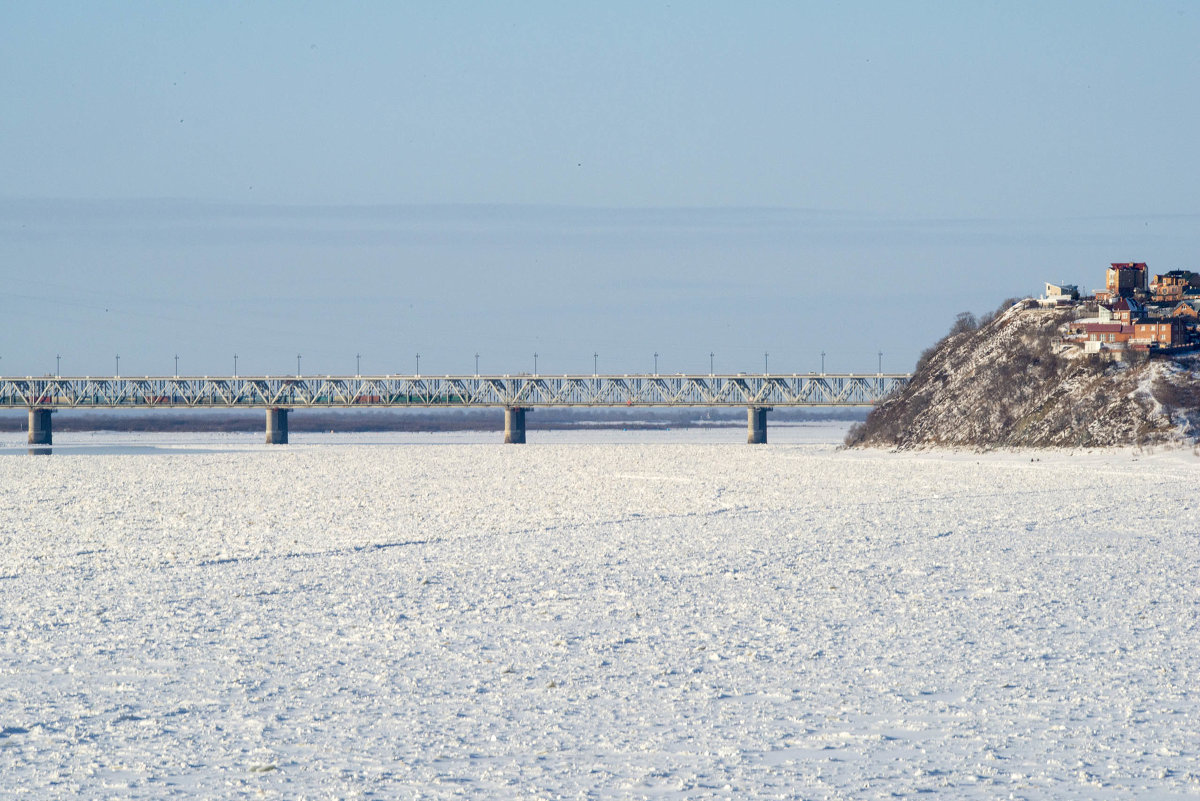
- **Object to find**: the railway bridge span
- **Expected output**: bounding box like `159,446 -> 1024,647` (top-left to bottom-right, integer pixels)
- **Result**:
4,372 -> 910,446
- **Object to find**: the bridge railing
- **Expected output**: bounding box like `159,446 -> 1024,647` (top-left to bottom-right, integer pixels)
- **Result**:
0,374 -> 910,409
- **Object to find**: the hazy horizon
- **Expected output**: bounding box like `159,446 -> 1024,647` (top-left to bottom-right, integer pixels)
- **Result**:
3,3 -> 1198,375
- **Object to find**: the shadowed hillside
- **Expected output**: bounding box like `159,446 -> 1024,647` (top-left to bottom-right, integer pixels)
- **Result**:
846,301 -> 1200,449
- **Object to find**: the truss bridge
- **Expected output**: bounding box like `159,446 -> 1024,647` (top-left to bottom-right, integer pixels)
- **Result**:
5,372 -> 910,446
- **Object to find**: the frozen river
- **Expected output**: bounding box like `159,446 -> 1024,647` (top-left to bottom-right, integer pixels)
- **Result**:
1,425 -> 1198,798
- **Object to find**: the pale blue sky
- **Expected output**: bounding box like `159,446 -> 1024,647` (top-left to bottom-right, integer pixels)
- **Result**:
2,2 -> 1198,376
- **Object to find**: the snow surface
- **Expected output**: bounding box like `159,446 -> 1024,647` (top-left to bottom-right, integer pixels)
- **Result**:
2,427 -> 1199,798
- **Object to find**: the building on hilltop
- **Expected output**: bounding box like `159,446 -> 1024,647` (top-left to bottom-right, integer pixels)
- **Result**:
1106,262 -> 1148,298
1082,319 -> 1187,353
1040,282 -> 1080,306
1170,300 -> 1200,319
1150,270 -> 1200,302
1133,318 -> 1187,346
1082,323 -> 1135,353
1098,297 -> 1145,324
1058,260 -> 1198,355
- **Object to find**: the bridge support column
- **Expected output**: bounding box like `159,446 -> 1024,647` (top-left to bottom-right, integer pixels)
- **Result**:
28,409 -> 52,446
266,408 -> 289,445
504,407 -> 528,444
747,406 -> 771,444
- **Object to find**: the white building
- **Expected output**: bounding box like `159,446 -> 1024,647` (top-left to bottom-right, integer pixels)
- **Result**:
1041,282 -> 1080,306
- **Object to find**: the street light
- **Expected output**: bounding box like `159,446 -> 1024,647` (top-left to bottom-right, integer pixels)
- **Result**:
56,354 -> 60,377
233,353 -> 238,377
821,351 -> 826,374
297,353 -> 301,376
174,354 -> 179,377
593,352 -> 598,376
115,354 -> 120,377
710,352 -> 714,376
475,353 -> 479,376
415,353 -> 420,376
653,352 -> 659,375
764,351 -> 769,374
357,353 -> 361,376
878,350 -> 883,375
533,352 -> 538,375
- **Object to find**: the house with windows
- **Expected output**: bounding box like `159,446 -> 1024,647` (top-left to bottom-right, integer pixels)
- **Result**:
1040,282 -> 1080,306
1098,297 -> 1145,324
1150,270 -> 1200,302
1170,301 -> 1200,320
1133,318 -> 1187,346
1082,313 -> 1190,353
1106,262 -> 1148,298
1083,323 -> 1134,349
1048,260 -> 1198,354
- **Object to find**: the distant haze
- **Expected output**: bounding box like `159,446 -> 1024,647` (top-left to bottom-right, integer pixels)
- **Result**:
2,3 -> 1197,375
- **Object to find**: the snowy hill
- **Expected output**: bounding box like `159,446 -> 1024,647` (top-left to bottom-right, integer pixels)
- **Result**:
847,302 -> 1200,449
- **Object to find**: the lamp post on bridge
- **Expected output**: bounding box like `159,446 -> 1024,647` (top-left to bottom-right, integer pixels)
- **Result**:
115,354 -> 120,377
174,354 -> 179,377
533,352 -> 538,375
653,352 -> 659,375
878,350 -> 883,375
233,354 -> 238,377
764,351 -> 769,375
710,352 -> 714,376
821,351 -> 825,375
475,353 -> 479,376
297,354 -> 301,377
415,353 -> 420,376
593,352 -> 598,376
357,353 -> 361,377
56,354 -> 60,377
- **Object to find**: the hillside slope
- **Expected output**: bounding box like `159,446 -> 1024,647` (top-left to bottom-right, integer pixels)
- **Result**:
847,303 -> 1200,449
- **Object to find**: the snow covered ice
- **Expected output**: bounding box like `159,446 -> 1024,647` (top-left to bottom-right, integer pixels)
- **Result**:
1,426 -> 1199,798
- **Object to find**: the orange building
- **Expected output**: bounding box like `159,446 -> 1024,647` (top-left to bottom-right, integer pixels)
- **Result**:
1132,318 -> 1188,346
1170,301 -> 1199,319
1084,323 -> 1134,344
1106,262 -> 1148,297
1150,270 -> 1200,301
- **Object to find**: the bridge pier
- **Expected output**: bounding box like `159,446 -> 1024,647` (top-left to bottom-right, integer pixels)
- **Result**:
266,408 -> 289,445
28,409 -> 52,446
747,406 -> 771,444
504,407 -> 528,444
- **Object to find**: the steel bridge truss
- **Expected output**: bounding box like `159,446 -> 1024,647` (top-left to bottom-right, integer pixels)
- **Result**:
0,374 -> 909,410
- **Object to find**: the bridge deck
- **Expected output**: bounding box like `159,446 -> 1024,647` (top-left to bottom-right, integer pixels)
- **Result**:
1,374 -> 909,409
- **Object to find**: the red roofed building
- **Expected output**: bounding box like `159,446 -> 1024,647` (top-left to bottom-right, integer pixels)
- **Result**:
1083,323 -> 1135,344
1106,262 -> 1148,297
1098,297 -> 1146,324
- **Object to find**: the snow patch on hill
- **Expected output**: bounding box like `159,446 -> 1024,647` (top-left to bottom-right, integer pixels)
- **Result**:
848,303 -> 1200,449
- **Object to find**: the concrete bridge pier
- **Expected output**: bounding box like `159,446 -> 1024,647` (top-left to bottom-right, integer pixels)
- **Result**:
28,409 -> 52,446
266,408 -> 290,444
747,406 -> 772,444
504,407 -> 528,444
